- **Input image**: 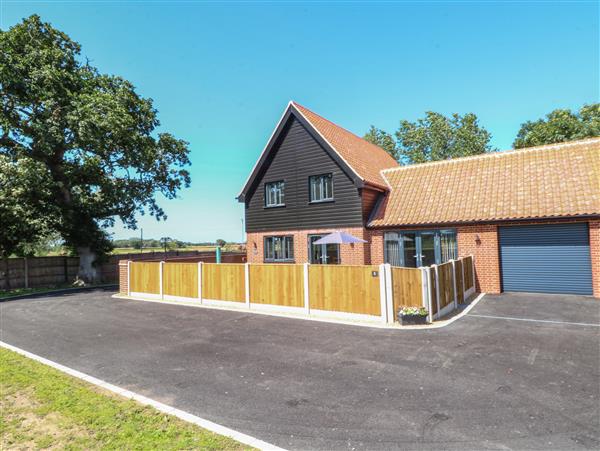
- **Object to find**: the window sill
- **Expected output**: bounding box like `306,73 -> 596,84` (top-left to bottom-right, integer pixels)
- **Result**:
308,199 -> 334,204
264,205 -> 286,209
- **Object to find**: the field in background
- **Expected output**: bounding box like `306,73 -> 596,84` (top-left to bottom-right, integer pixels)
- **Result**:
111,244 -> 245,255
32,244 -> 246,257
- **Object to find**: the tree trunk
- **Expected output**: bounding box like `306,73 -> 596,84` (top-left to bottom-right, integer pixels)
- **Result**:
77,246 -> 99,284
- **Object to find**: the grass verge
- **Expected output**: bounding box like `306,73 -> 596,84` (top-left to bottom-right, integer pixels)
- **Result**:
0,286 -> 72,299
0,348 -> 250,450
0,285 -> 113,300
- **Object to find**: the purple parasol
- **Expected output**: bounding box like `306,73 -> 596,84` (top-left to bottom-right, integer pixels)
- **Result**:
313,231 -> 367,245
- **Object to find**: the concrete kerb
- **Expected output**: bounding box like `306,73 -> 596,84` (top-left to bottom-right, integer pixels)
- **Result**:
0,341 -> 286,451
111,292 -> 486,331
0,285 -> 118,302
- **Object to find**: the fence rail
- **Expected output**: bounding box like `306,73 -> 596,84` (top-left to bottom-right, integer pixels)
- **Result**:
0,251 -> 245,291
120,255 -> 476,325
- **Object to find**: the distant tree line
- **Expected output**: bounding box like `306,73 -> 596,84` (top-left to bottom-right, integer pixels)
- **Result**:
111,238 -> 232,250
364,104 -> 600,164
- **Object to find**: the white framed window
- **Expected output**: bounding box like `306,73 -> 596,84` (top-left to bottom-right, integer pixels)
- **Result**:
309,173 -> 333,202
264,236 -> 294,262
265,181 -> 285,207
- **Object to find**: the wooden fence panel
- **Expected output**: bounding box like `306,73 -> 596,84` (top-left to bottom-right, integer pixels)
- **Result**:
249,264 -> 304,307
391,267 -> 423,320
163,263 -> 198,298
202,263 -> 245,302
309,265 -> 381,316
455,259 -> 464,303
130,262 -> 161,294
437,262 -> 454,308
463,256 -> 474,290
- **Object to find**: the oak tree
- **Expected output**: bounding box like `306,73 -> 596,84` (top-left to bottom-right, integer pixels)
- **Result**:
0,15 -> 191,282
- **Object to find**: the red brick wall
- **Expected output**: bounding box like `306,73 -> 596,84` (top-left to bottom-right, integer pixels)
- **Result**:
367,219 -> 600,297
456,224 -> 501,294
118,261 -> 128,295
246,227 -> 370,265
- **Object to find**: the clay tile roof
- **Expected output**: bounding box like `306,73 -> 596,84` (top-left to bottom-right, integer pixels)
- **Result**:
292,102 -> 399,189
368,137 -> 600,227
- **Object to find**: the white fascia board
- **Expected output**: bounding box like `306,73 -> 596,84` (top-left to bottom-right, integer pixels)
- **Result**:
237,101 -> 294,199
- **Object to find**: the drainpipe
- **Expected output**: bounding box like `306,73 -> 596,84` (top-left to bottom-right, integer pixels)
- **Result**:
216,246 -> 222,264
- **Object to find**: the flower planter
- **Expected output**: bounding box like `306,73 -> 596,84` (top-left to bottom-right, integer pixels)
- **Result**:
398,313 -> 428,326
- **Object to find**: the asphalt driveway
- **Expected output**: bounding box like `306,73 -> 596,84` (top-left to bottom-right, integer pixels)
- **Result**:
1,290 -> 599,450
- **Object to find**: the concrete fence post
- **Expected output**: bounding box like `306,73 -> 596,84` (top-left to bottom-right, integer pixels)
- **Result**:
198,262 -> 203,303
378,264 -> 387,323
434,264 -> 441,320
424,267 -> 433,323
244,263 -> 250,308
303,263 -> 310,314
384,264 -> 394,324
420,267 -> 428,308
159,261 -> 164,300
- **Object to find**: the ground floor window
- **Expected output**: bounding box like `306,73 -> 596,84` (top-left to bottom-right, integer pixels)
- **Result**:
384,229 -> 457,267
264,236 -> 294,262
308,235 -> 340,264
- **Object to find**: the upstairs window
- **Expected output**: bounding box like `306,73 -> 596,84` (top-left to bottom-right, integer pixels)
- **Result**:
309,173 -> 333,202
264,236 -> 294,262
265,181 -> 285,207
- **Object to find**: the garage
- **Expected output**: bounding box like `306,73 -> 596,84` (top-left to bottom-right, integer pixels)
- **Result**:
499,223 -> 593,295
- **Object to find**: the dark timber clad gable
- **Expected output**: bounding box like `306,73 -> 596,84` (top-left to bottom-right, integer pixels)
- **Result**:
244,116 -> 364,232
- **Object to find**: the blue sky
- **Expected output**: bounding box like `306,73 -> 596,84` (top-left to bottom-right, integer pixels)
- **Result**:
2,1 -> 598,243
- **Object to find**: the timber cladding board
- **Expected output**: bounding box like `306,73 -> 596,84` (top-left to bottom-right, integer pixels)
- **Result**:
163,263 -> 198,298
463,256 -> 474,289
308,265 -> 381,316
455,259 -> 465,303
391,267 -> 423,319
244,117 -> 364,232
201,263 -> 246,302
130,262 -> 161,294
249,264 -> 304,307
437,262 -> 454,308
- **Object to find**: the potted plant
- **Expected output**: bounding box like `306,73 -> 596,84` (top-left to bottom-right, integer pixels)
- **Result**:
397,306 -> 429,326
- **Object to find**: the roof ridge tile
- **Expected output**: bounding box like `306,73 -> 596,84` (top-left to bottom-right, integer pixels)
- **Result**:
381,136 -> 600,174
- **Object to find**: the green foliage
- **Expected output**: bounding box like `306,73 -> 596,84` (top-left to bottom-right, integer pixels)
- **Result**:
0,348 -> 248,450
0,156 -> 57,257
395,112 -> 495,165
513,104 -> 600,148
398,306 -> 428,317
363,126 -> 398,160
364,112 -> 494,165
215,239 -> 227,248
0,15 -> 190,270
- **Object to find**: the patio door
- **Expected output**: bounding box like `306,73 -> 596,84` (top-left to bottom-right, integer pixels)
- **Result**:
420,232 -> 436,267
309,235 -> 340,264
385,231 -> 443,267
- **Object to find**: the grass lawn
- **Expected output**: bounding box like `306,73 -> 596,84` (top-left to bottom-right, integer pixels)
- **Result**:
0,286 -> 74,300
0,348 -> 250,450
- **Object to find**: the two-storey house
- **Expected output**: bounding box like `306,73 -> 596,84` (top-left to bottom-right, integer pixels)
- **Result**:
238,101 -> 600,298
